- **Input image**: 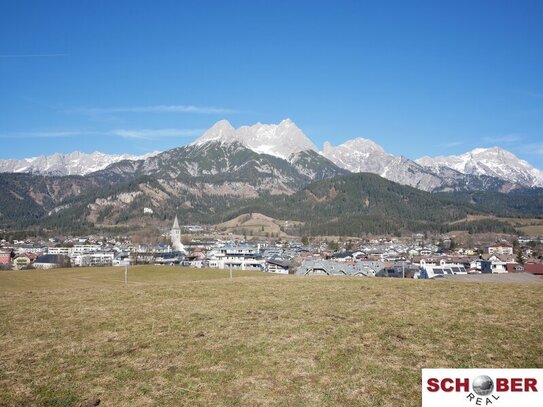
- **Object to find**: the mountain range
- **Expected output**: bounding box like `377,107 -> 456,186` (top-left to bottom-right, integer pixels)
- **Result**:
1,119 -> 542,235
0,150 -> 159,176
416,148 -> 543,188
2,119 -> 541,192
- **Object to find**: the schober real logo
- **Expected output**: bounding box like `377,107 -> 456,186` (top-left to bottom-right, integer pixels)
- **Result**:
422,369 -> 543,407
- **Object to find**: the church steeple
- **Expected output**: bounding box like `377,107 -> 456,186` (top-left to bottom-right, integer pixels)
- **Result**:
172,215 -> 180,230
170,214 -> 185,253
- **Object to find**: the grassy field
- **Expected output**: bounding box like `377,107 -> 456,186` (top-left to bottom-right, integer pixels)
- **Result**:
0,266 -> 269,291
217,213 -> 304,238
517,224 -> 543,236
449,215 -> 543,236
0,267 -> 542,406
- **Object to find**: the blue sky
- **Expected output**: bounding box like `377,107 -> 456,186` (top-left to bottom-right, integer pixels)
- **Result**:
1,0 -> 542,168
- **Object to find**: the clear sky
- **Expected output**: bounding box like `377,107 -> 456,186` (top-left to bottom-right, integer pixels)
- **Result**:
1,0 -> 542,168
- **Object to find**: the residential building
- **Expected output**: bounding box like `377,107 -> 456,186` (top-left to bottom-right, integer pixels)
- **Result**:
207,244 -> 265,271
72,252 -> 114,267
0,251 -> 12,267
15,246 -> 46,254
12,255 -> 32,270
416,260 -> 468,279
488,243 -> 513,256
265,258 -> 290,274
33,254 -> 70,269
48,247 -> 74,256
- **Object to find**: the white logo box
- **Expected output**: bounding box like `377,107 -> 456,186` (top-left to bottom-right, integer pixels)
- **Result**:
422,368 -> 543,407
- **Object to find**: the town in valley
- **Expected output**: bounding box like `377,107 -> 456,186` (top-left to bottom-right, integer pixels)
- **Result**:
2,213 -> 542,281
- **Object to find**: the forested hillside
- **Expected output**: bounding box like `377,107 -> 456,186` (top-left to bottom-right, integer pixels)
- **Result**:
215,173 -> 518,236
1,170 -> 539,237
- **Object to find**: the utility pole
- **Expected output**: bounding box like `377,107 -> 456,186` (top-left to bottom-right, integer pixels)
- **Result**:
124,264 -> 128,285
402,260 -> 405,279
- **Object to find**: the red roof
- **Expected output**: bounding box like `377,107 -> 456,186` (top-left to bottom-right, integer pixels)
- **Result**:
506,263 -> 523,272
524,263 -> 543,275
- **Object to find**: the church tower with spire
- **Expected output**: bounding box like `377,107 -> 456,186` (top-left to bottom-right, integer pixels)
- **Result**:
170,215 -> 185,253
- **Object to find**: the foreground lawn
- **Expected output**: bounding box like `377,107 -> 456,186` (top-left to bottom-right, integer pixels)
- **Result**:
0,265 -> 270,291
0,268 -> 542,406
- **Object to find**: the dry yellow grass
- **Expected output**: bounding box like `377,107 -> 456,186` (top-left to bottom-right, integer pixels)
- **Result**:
217,213 -> 303,238
447,215 -> 543,237
0,267 -> 542,406
517,224 -> 543,236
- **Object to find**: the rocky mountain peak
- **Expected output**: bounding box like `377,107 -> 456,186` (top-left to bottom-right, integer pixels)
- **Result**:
416,147 -> 543,188
194,119 -> 236,144
193,119 -> 317,160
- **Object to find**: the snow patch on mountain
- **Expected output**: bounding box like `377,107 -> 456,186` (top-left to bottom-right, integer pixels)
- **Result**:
320,138 -> 524,192
322,138 -> 389,173
0,151 -> 160,176
416,147 -> 543,188
321,138 -> 454,191
193,118 -> 317,160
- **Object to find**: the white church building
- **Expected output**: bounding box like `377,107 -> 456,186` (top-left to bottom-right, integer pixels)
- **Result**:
170,215 -> 186,253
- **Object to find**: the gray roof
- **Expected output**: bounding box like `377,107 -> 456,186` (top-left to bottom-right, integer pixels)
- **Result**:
267,258 -> 290,268
295,259 -> 384,277
34,254 -> 66,264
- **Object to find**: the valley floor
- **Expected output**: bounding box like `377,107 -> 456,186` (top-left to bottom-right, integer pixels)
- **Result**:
0,267 -> 542,406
